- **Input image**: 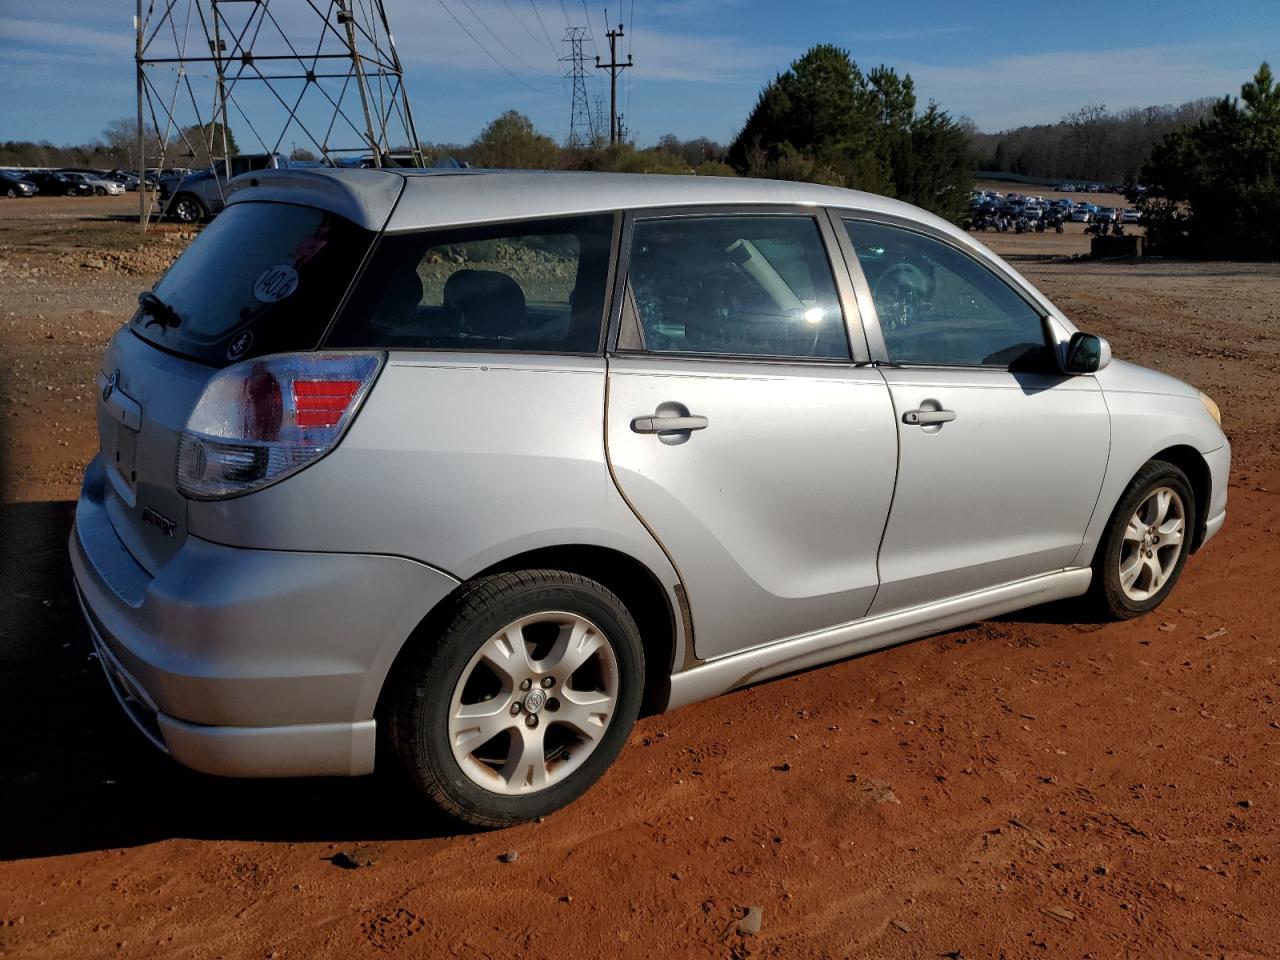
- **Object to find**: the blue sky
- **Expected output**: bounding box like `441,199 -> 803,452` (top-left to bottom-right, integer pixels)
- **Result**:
1,0 -> 1277,150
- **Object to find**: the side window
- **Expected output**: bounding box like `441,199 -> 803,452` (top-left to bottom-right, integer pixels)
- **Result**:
327,215 -> 613,353
625,215 -> 849,360
844,220 -> 1049,368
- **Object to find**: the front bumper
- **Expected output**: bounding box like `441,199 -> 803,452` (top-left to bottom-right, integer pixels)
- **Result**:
1197,440 -> 1230,551
70,455 -> 461,777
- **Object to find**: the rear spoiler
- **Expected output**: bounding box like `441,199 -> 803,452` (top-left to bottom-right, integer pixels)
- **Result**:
225,168 -> 405,232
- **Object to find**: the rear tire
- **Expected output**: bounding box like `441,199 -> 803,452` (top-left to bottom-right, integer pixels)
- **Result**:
1089,460 -> 1197,619
384,570 -> 645,828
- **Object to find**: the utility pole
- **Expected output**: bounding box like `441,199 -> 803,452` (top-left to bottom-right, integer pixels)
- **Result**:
561,27 -> 596,147
594,15 -> 631,145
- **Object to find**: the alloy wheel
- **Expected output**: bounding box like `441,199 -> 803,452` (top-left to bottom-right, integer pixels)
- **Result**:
173,198 -> 201,222
1118,485 -> 1185,601
447,611 -> 619,795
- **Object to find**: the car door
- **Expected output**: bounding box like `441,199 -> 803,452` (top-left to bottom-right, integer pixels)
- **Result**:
605,208 -> 898,661
836,216 -> 1110,616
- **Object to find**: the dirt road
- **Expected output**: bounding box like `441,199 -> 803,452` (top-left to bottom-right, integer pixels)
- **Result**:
1,209 -> 1278,960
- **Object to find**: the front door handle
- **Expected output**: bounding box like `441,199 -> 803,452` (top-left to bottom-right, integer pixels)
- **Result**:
902,408 -> 957,426
631,414 -> 709,434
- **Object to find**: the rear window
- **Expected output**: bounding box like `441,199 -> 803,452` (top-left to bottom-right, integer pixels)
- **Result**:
132,201 -> 373,365
325,215 -> 614,354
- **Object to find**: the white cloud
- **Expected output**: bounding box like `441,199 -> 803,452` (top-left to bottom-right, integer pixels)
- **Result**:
0,16 -> 133,57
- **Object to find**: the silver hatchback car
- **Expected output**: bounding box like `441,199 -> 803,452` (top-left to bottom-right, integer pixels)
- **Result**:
71,170 -> 1229,826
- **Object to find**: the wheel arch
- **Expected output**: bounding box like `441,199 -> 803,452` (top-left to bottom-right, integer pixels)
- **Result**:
376,544 -> 679,722
1150,444 -> 1211,552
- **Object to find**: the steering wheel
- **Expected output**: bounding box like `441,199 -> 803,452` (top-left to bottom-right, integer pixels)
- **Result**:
872,261 -> 931,330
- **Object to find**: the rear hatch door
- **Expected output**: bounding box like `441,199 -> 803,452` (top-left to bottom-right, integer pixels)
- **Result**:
98,199 -> 380,576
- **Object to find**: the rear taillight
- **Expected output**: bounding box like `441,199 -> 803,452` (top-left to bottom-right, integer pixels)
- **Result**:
176,352 -> 383,499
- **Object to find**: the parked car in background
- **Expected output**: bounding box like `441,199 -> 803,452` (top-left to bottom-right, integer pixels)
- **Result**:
160,153 -> 295,222
1069,206 -> 1094,223
0,170 -> 37,197
24,170 -> 92,197
70,169 -> 1230,827
107,170 -> 142,191
1094,207 -> 1119,223
1121,208 -> 1142,223
61,172 -> 125,196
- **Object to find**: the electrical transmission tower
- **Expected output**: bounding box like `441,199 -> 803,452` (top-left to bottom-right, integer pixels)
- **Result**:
560,27 -> 596,148
594,18 -> 632,145
592,95 -> 606,144
134,0 -> 423,229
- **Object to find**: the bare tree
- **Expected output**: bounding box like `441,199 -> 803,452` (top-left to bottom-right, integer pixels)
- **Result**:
102,117 -> 158,169
1063,102 -> 1113,180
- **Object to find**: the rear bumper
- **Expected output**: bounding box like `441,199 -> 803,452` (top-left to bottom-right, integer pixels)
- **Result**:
70,455 -> 461,777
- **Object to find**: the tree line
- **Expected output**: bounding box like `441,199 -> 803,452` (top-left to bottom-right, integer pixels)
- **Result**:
0,120 -> 240,171
971,99 -> 1219,184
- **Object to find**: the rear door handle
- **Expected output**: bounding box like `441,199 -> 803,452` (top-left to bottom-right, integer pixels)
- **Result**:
631,414 -> 709,434
902,408 -> 956,426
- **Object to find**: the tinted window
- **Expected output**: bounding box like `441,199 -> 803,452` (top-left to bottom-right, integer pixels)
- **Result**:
134,201 -> 373,365
328,215 -> 613,353
626,215 -> 848,359
844,220 -> 1049,368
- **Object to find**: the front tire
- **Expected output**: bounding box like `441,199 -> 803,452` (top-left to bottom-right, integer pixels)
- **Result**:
1090,460 -> 1197,619
170,193 -> 205,223
385,570 -> 645,827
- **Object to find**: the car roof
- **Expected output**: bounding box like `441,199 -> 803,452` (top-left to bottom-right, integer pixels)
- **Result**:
227,167 -> 957,237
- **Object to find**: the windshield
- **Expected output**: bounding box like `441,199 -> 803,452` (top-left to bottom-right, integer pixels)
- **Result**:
132,201 -> 374,366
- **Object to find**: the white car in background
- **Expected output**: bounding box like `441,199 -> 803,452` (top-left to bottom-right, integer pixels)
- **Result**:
62,172 -> 125,196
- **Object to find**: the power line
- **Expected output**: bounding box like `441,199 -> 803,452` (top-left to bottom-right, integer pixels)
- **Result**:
455,0 -> 546,75
436,0 -> 542,90
580,0 -> 598,57
497,0 -> 555,56
526,0 -> 559,55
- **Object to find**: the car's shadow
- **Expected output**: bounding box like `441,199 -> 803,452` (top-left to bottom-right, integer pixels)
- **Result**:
0,500 -> 462,862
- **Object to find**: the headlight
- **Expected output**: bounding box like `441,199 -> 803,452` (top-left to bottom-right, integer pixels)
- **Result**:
1199,391 -> 1222,427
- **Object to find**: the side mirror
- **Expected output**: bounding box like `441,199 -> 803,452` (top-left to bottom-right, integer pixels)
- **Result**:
1064,332 -> 1112,374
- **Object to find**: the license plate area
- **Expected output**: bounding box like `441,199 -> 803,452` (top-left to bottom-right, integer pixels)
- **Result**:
108,421 -> 139,505
98,370 -> 143,507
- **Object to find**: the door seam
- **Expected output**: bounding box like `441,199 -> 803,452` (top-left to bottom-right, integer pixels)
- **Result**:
601,360 -> 701,670
868,363 -> 899,617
